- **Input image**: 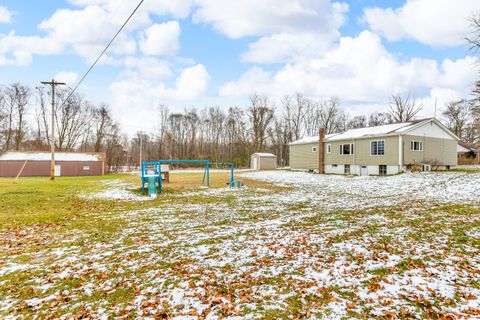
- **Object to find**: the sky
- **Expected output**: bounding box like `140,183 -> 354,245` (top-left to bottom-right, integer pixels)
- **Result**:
0,0 -> 479,134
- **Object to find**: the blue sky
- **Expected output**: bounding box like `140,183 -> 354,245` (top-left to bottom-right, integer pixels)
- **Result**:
0,0 -> 479,133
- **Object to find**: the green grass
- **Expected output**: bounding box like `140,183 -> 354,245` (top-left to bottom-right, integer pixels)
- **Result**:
0,172 -> 288,230
0,174 -> 128,228
1,172 -> 479,319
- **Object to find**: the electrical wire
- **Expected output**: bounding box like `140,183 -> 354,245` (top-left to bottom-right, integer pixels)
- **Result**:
60,0 -> 145,107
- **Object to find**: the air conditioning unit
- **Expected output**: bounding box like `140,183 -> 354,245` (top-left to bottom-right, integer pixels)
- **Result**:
421,164 -> 431,172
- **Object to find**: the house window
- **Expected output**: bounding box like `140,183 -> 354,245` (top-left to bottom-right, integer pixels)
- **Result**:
421,164 -> 431,172
327,144 -> 331,154
371,140 -> 385,156
340,144 -> 354,155
379,165 -> 387,176
410,141 -> 423,151
83,166 -> 90,171
332,164 -> 338,167
344,164 -> 351,174
312,146 -> 317,152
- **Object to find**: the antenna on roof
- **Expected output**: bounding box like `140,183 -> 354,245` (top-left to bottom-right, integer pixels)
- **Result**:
434,96 -> 437,119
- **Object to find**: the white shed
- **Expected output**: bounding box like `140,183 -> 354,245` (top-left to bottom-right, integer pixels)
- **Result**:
250,153 -> 277,170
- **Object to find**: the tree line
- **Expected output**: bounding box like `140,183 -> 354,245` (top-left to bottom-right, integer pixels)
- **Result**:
1,82 -> 479,170
0,84 -> 124,170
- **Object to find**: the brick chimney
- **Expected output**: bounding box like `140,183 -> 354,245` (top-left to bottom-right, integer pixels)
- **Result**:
319,128 -> 325,174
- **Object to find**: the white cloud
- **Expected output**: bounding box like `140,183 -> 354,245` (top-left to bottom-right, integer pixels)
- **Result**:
68,0 -> 193,19
139,21 -> 180,56
0,1 -> 191,66
194,0 -> 347,38
54,71 -> 79,85
122,57 -> 173,80
110,64 -> 210,129
220,31 -> 477,109
242,32 -> 338,64
0,6 -> 13,24
364,0 -> 480,46
194,0 -> 348,64
38,5 -> 138,61
0,31 -> 64,66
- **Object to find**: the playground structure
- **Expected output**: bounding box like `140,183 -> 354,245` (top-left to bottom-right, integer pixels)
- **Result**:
141,159 -> 239,195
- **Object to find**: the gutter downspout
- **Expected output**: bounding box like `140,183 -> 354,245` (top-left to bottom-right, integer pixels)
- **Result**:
399,135 -> 403,172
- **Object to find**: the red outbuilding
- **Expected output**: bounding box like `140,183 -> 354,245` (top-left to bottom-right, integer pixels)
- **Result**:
0,151 -> 105,177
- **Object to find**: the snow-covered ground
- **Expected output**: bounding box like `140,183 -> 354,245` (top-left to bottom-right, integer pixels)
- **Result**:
241,170 -> 480,208
1,171 -> 479,319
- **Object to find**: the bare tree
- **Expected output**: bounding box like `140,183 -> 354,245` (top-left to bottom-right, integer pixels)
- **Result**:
247,94 -> 274,152
3,83 -> 30,150
54,89 -> 91,150
466,13 -> 480,51
442,100 -> 471,139
347,115 -> 367,129
282,93 -> 305,141
92,104 -> 113,152
156,104 -> 169,159
319,96 -> 344,134
0,87 -> 6,150
368,112 -> 392,127
388,93 -> 423,123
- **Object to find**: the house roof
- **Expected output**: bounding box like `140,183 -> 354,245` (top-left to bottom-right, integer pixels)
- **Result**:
288,134 -> 337,146
252,152 -> 277,158
0,151 -> 103,162
289,118 -> 458,145
325,119 -> 433,141
457,141 -> 476,153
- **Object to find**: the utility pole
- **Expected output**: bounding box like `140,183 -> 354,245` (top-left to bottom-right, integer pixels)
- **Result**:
41,79 -> 66,180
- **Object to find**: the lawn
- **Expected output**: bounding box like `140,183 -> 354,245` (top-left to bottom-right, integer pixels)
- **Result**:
0,170 -> 479,319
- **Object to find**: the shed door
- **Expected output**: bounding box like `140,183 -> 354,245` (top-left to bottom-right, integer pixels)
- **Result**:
360,166 -> 368,176
253,158 -> 258,170
54,165 -> 61,177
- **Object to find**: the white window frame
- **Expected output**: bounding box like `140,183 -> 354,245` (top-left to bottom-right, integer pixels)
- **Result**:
410,140 -> 423,151
339,143 -> 354,155
344,164 -> 351,174
312,146 -> 317,152
326,144 -> 331,154
370,140 -> 385,156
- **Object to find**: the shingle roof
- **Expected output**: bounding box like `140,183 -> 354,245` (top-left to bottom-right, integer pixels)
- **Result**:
288,134 -> 337,145
289,119 -> 436,145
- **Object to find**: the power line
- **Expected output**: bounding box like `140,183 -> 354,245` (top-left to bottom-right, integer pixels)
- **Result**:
60,0 -> 145,107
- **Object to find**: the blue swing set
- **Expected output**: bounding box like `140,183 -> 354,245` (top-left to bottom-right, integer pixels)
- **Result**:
141,159 -> 238,195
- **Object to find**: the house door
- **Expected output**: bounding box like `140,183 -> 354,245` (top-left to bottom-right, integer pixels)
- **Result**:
253,158 -> 258,170
54,165 -> 61,177
360,166 -> 368,176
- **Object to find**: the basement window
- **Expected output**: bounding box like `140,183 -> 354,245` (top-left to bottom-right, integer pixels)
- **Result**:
410,141 -> 423,151
344,164 -> 351,174
379,165 -> 387,176
340,144 -> 354,155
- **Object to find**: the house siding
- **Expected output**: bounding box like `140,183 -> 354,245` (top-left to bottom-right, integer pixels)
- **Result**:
288,120 -> 459,174
289,143 -> 318,170
0,160 -> 104,177
403,135 -> 457,166
325,136 -> 399,166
